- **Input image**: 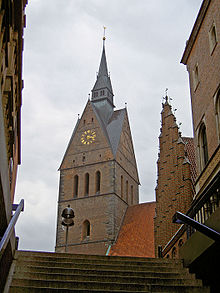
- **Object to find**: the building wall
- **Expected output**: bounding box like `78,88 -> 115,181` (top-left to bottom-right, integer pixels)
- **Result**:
56,193 -> 127,254
0,0 -> 27,291
185,0 -> 220,177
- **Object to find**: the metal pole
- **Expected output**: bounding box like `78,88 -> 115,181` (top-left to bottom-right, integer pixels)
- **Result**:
65,225 -> 69,252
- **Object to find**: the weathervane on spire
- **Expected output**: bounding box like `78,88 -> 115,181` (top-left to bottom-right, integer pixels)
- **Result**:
162,88 -> 169,103
103,26 -> 106,44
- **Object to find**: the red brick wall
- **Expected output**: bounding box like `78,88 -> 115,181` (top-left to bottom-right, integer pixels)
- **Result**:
186,0 -> 220,174
154,101 -> 194,256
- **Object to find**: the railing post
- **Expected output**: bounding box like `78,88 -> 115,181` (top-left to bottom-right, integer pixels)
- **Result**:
0,199 -> 24,259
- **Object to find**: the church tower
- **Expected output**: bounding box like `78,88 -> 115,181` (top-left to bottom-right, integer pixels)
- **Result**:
55,37 -> 139,255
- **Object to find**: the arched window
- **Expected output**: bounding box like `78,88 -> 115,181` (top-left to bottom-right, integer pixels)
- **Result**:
73,175 -> 79,198
84,173 -> 89,196
82,220 -> 90,240
198,124 -> 208,170
178,239 -> 184,247
95,171 -> 101,194
126,180 -> 128,202
121,176 -> 124,199
215,90 -> 220,141
131,185 -> 134,205
172,247 -> 176,259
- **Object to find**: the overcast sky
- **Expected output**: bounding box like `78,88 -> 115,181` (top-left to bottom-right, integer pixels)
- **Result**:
15,0 -> 203,252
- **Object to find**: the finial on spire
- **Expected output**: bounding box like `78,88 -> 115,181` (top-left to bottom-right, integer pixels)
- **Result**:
165,88 -> 168,102
103,26 -> 106,44
125,102 -> 127,108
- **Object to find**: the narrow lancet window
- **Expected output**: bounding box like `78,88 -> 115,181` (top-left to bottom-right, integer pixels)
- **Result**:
121,176 -> 124,199
73,175 -> 79,198
95,171 -> 101,194
84,173 -> 89,196
82,220 -> 90,240
126,180 -> 128,202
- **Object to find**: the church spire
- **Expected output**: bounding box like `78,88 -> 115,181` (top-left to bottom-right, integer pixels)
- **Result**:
91,30 -> 114,107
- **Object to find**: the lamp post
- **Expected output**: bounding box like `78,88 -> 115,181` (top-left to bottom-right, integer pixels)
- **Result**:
61,205 -> 75,252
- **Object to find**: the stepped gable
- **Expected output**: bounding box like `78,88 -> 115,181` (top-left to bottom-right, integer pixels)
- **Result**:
182,137 -> 197,185
109,202 -> 156,257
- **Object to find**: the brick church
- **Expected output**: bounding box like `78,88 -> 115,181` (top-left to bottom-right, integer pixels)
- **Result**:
55,38 -> 156,256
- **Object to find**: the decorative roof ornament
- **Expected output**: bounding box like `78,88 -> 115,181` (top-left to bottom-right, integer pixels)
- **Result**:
103,26 -> 106,42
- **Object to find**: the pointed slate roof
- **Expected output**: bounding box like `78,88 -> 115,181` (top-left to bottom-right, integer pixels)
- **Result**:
92,45 -> 113,94
91,102 -> 126,156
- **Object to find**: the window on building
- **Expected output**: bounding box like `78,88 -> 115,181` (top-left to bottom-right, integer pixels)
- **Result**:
84,173 -> 89,196
198,124 -> 209,170
121,175 -> 124,199
93,92 -> 98,98
100,90 -> 105,96
178,239 -> 184,247
73,175 -> 79,198
209,23 -> 218,54
82,220 -> 90,240
193,63 -> 199,91
172,247 -> 176,259
215,90 -> 220,141
95,171 -> 101,194
131,185 -> 134,205
126,180 -> 128,202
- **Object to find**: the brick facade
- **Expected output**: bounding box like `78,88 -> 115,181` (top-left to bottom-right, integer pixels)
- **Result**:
154,98 -> 194,257
182,0 -> 220,179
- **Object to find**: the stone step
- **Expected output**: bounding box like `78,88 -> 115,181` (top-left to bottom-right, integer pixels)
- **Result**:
14,265 -> 195,279
10,278 -> 208,292
11,278 -> 149,291
9,285 -> 210,293
9,286 -> 150,293
16,250 -> 181,264
15,251 -> 183,268
11,272 -> 203,286
8,251 -> 209,293
149,284 -> 210,293
16,259 -> 188,271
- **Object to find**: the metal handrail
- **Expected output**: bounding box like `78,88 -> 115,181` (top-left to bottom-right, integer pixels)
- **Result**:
173,211 -> 220,242
0,199 -> 24,259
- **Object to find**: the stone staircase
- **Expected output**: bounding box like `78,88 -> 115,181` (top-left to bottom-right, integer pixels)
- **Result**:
6,250 -> 209,292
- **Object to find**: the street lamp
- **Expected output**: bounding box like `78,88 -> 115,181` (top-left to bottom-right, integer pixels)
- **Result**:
61,205 -> 75,252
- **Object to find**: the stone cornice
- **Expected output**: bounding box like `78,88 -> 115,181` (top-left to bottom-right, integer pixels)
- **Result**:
181,0 -> 211,65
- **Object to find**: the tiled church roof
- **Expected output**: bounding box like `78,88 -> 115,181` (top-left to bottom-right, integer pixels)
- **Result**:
109,202 -> 156,257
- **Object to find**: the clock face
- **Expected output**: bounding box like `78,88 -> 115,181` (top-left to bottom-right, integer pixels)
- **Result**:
81,130 -> 96,145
